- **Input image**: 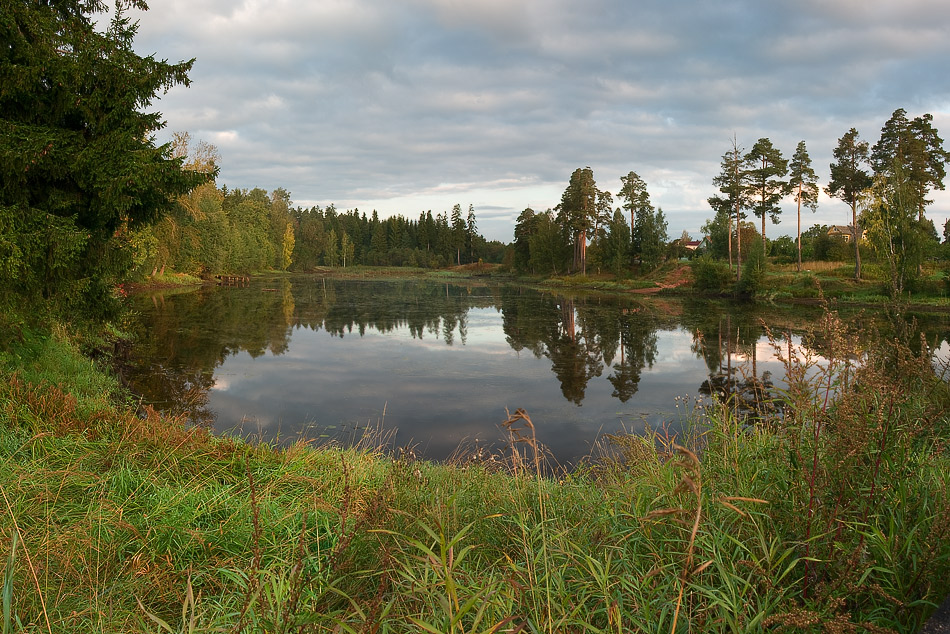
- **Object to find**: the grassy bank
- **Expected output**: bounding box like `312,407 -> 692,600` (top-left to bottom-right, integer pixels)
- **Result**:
1,308 -> 949,633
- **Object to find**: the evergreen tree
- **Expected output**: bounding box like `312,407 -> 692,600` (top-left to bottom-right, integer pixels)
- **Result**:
594,188 -> 614,250
450,204 -> 465,265
601,209 -> 632,276
861,168 -> 934,297
787,141 -> 819,272
0,0 -> 209,316
701,208 -> 733,261
513,208 -> 537,272
871,109 -> 950,222
868,109 -> 948,281
708,137 -> 751,279
640,207 -> 669,272
325,228 -> 339,267
370,223 -> 388,264
618,171 -> 652,257
529,210 -> 570,275
744,138 -> 788,247
340,232 -> 354,268
556,167 -> 598,274
466,205 -> 478,262
826,128 -> 873,280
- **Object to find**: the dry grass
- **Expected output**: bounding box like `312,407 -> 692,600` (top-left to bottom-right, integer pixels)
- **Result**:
2,305 -> 949,632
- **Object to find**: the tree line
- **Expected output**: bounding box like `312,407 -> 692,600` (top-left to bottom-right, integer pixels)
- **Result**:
127,134 -> 506,278
2,0 -> 508,326
701,109 -> 949,296
511,168 -> 669,277
290,202 -> 506,271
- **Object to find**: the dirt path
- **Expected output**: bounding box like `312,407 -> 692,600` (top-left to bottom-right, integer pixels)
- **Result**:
628,265 -> 692,294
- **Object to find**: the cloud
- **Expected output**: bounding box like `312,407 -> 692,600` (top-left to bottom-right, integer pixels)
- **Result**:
129,0 -> 950,241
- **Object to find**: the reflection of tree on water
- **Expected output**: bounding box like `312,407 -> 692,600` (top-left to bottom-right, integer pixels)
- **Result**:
608,311 -> 659,402
126,279 -> 299,424
127,279 -> 499,421
318,281 -> 479,345
499,291 -> 661,405
547,299 -> 604,404
691,312 -> 781,420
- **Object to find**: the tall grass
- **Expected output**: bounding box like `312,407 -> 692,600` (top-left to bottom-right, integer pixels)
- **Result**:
0,306 -> 948,632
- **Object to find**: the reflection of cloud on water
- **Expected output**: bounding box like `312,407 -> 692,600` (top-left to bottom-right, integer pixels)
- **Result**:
934,341 -> 950,373
135,279 -> 950,466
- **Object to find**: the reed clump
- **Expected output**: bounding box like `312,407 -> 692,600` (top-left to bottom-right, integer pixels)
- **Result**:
1,307 -> 948,633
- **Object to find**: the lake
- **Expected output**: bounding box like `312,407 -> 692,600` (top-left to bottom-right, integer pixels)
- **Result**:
124,276 -> 950,466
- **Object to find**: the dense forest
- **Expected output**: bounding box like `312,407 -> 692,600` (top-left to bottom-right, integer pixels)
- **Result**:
510,168 -> 670,277
128,135 -> 507,279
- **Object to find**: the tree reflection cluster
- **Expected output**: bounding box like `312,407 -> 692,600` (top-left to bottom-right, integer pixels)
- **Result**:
499,289 -> 662,405
125,279 -> 950,433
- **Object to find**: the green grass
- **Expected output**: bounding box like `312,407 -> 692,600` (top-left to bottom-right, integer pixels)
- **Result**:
1,310 -> 949,632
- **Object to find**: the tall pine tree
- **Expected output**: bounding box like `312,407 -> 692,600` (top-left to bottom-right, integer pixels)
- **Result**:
744,138 -> 788,248
826,128 -> 873,280
787,141 -> 819,272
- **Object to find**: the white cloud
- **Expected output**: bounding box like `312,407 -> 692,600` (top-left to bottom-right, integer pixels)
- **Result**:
128,0 -> 950,241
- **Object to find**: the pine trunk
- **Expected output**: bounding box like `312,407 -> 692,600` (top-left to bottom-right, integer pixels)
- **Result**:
852,203 -> 862,280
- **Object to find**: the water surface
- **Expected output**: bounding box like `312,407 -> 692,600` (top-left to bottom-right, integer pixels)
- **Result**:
125,277 -> 950,465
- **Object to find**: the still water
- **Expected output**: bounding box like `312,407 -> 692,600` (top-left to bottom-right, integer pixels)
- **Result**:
125,276 -> 950,465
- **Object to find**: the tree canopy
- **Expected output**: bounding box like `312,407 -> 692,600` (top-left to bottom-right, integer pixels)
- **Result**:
744,137 -> 788,245
0,0 -> 209,317
787,140 -> 819,272
826,128 -> 872,279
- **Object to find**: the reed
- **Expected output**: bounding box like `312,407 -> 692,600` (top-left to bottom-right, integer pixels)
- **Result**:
1,306 -> 948,632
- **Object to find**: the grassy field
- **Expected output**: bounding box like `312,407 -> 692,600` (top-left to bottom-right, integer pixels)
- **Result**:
1,305 -> 949,632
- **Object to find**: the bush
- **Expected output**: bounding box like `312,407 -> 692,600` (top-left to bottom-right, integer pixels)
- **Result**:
738,238 -> 767,296
690,254 -> 733,292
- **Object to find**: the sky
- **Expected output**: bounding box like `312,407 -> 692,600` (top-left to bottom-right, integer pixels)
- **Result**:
124,0 -> 950,243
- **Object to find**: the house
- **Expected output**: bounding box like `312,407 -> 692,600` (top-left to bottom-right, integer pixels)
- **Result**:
827,225 -> 866,242
684,239 -> 704,251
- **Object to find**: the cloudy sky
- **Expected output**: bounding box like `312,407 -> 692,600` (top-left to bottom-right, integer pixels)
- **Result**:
126,0 -> 950,242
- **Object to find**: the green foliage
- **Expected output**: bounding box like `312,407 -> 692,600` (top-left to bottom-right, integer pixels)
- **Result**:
827,128 -> 873,279
0,1 -> 210,318
527,210 -> 571,275
738,234 -> 766,296
769,235 -> 796,262
858,108 -> 949,296
690,254 -> 733,293
788,141 -> 819,269
325,228 -> 340,267
556,167 -> 601,274
871,109 -> 950,219
638,206 -> 669,272
619,171 -> 651,255
745,137 -> 788,242
702,208 -> 733,261
600,209 -> 632,276
861,169 -> 938,297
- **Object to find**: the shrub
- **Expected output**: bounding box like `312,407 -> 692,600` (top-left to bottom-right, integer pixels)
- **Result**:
690,254 -> 733,292
738,238 -> 767,296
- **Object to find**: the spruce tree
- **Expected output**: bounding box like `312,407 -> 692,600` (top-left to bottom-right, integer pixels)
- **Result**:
0,0 -> 209,316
